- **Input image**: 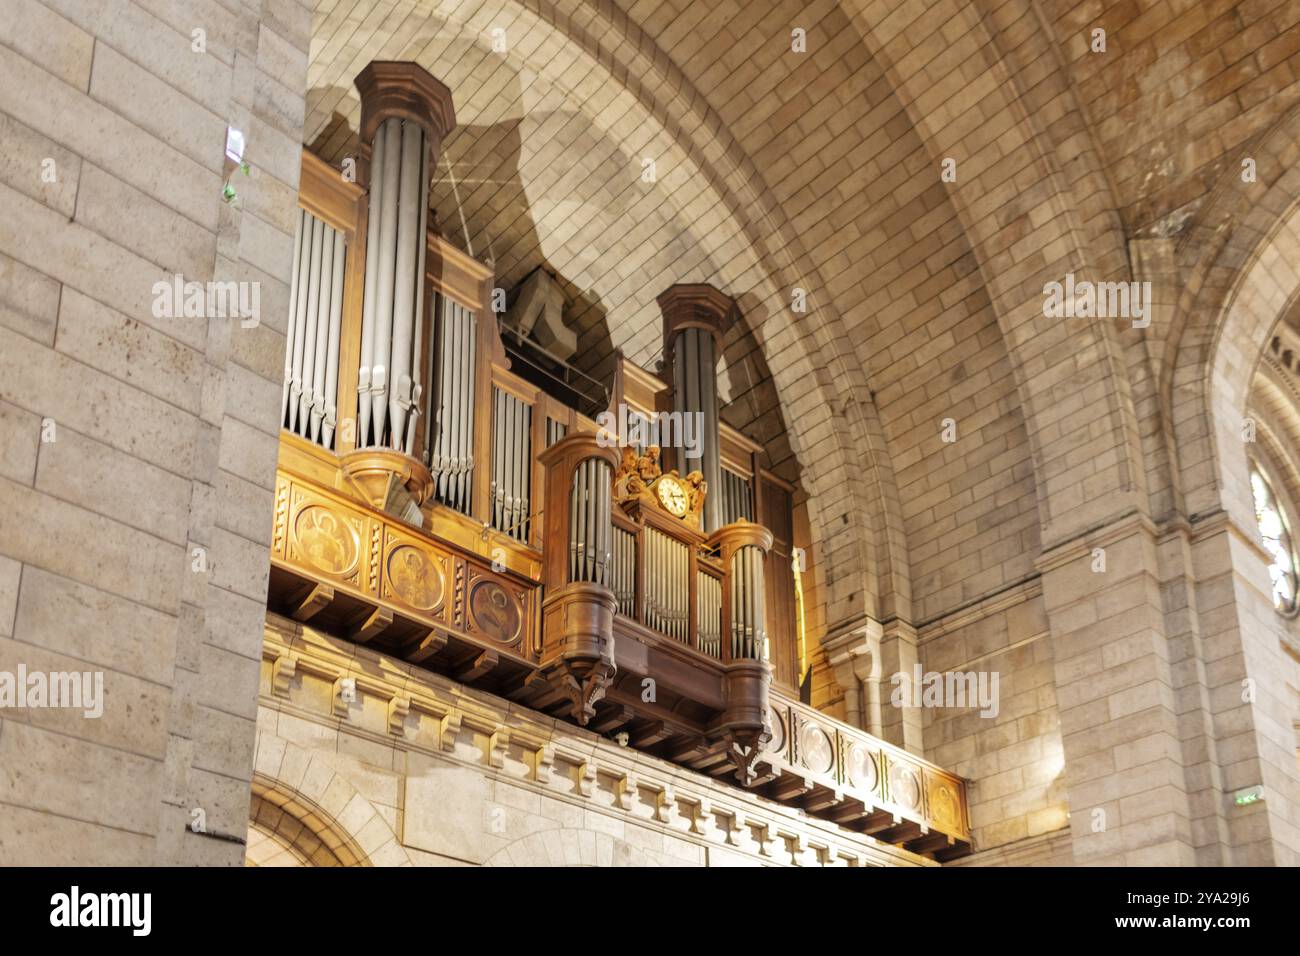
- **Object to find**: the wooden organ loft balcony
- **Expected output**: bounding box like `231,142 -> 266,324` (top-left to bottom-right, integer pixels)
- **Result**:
268,143 -> 971,862
268,443 -> 970,860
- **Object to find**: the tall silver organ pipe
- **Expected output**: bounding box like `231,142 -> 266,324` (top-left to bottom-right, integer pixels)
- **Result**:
568,458 -> 612,586
490,387 -> 532,540
356,117 -> 429,454
428,296 -> 477,513
720,468 -> 753,524
281,208 -> 347,450
729,545 -> 767,660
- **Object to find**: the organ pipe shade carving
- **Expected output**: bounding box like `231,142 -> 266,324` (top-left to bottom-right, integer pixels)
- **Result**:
568,458 -> 613,586
729,545 -> 767,660
357,116 -> 431,454
490,387 -> 533,540
282,207 -> 347,449
427,296 -> 478,514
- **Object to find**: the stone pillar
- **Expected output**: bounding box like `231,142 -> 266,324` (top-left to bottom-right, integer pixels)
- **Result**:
1038,514 -> 1197,865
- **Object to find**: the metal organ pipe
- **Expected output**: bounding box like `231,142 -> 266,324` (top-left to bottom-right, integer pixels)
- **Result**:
357,126 -> 385,448
369,119 -> 402,447
322,229 -> 346,449
287,210 -> 313,435
308,223 -> 334,443
406,144 -> 430,457
282,209 -> 305,426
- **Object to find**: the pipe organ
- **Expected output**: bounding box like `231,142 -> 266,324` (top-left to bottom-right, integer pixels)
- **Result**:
266,60 -> 971,858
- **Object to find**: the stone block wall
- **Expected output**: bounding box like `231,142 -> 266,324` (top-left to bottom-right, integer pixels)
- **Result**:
0,0 -> 310,865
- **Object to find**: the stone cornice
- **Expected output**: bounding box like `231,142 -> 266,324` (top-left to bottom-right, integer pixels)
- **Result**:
261,615 -> 933,867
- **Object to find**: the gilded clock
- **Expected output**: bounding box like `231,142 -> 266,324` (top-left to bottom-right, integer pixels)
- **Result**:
656,476 -> 689,517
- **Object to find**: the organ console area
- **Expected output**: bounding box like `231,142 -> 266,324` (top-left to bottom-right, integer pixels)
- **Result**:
267,61 -> 970,859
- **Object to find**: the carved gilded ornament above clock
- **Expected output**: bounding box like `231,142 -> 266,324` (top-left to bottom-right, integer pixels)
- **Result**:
612,445 -> 706,528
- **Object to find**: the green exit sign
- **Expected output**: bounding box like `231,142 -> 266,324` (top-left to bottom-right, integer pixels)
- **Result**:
1232,785 -> 1264,806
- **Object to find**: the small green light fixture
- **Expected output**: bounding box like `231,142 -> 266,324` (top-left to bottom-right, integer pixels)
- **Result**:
1232,785 -> 1264,807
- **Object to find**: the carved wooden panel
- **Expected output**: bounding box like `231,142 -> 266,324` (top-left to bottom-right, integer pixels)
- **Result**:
763,692 -> 970,842
272,468 -> 541,662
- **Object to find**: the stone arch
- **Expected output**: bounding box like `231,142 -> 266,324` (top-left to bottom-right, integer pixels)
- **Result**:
249,738 -> 414,867
246,791 -> 346,867
483,827 -> 658,867
1170,116 -> 1300,529
837,0 -> 1146,547
248,775 -> 371,867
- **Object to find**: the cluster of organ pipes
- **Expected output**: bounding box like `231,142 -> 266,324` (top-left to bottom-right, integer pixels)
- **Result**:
282,209 -> 346,448
490,387 -> 533,539
671,327 -> 723,532
643,527 -> 690,641
545,418 -> 568,448
730,545 -> 767,660
356,116 -> 430,454
720,468 -> 754,524
429,297 -> 478,512
610,526 -> 637,616
568,458 -> 613,585
696,570 -> 723,658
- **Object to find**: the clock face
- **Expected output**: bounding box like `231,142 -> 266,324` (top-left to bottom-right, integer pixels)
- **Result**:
657,478 -> 688,517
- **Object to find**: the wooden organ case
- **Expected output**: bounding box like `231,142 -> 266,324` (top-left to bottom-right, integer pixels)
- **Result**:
266,61 -> 971,860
